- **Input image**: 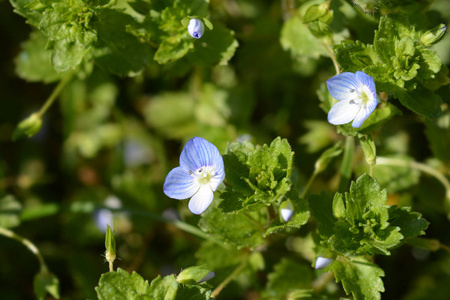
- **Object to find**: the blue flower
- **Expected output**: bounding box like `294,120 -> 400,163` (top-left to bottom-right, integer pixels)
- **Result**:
327,71 -> 378,128
188,18 -> 205,39
164,137 -> 225,215
280,200 -> 294,222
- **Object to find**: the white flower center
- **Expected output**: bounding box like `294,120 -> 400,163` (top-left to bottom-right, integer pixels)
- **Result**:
190,166 -> 216,186
350,85 -> 373,106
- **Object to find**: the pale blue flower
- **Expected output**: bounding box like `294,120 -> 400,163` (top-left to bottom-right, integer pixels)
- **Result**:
188,18 -> 205,39
327,71 -> 378,128
164,137 -> 225,215
315,256 -> 333,269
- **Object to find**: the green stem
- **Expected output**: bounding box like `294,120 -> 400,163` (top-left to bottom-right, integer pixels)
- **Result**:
376,157 -> 450,200
312,271 -> 334,293
37,75 -> 72,118
300,170 -> 319,199
338,136 -> 355,192
0,227 -> 47,272
211,253 -> 248,298
322,42 -> 340,75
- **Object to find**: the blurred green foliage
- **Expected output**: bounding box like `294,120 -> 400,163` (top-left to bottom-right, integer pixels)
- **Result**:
1,0 -> 450,299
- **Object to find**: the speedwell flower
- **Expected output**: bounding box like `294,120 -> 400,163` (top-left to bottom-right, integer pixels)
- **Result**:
188,18 -> 205,39
326,71 -> 378,128
163,137 -> 225,215
315,256 -> 333,269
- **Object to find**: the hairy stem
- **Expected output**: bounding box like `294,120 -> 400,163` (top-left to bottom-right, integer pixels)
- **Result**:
211,254 -> 248,298
0,227 -> 47,272
376,156 -> 450,200
37,75 -> 72,118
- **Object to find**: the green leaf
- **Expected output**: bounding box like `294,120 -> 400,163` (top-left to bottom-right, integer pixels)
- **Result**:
34,269 -> 60,300
39,2 -> 97,72
199,199 -> 265,250
15,31 -> 64,83
303,4 -> 329,24
265,191 -> 310,236
264,191 -> 310,237
9,0 -> 46,27
219,137 -> 294,213
394,88 -> 441,120
334,40 -> 379,73
388,206 -> 429,241
280,14 -> 328,60
0,195 -> 22,228
92,9 -> 152,76
144,92 -> 197,139
149,274 -> 178,300
307,192 -> 335,238
96,268 -> 152,299
12,113 -> 43,141
359,135 -> 376,166
325,174 -> 407,256
265,258 -> 311,299
186,24 -> 238,66
330,256 -> 385,300
175,284 -> 212,300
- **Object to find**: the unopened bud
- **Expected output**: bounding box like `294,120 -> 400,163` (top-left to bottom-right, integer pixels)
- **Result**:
420,24 -> 447,47
188,19 -> 205,39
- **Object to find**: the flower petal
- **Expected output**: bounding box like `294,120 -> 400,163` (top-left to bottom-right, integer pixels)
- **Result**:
355,71 -> 376,100
180,137 -> 222,171
351,97 -> 378,128
315,256 -> 333,269
164,167 -> 199,200
327,99 -> 361,125
326,72 -> 360,101
188,185 -> 214,215
209,156 -> 225,191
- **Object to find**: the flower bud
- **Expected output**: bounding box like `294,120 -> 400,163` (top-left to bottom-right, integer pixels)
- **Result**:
12,113 -> 43,140
315,256 -> 333,269
420,24 -> 447,47
280,200 -> 294,222
188,18 -> 205,39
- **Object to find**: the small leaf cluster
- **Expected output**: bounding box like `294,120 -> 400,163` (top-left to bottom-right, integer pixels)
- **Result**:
11,0 -> 237,80
312,174 -> 429,256
220,137 -> 294,213
335,14 -> 448,119
96,267 -> 213,299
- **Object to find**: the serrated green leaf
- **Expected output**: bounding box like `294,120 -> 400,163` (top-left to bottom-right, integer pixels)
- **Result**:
388,206 -> 429,241
96,268 -> 152,299
15,31 -> 64,83
149,274 -> 178,300
265,191 -> 309,236
186,24 -> 238,66
0,195 -> 22,228
34,269 -> 60,300
265,258 -> 311,299
175,284 -> 211,300
325,174 -> 407,256
331,256 -> 385,300
9,0 -> 46,27
334,40 -> 379,73
394,88 -> 441,120
199,199 -> 265,250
